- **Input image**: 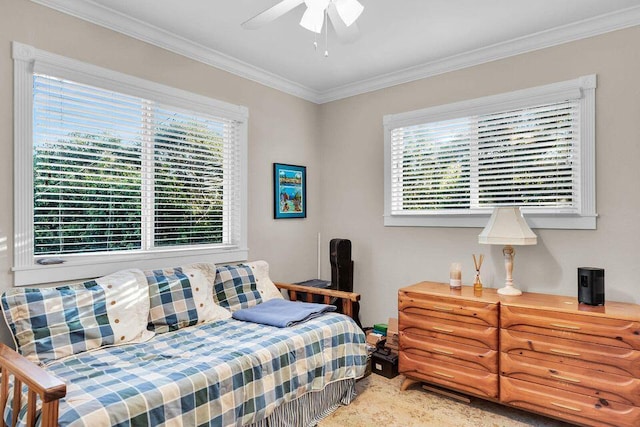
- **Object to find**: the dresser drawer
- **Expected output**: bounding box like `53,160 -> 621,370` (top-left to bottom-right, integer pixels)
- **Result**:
501,376 -> 640,427
400,311 -> 498,350
399,351 -> 498,399
501,329 -> 640,377
401,331 -> 497,373
399,291 -> 498,327
501,305 -> 640,350
501,352 -> 640,406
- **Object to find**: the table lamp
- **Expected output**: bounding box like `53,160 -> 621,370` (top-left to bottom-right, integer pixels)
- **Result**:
478,207 -> 537,296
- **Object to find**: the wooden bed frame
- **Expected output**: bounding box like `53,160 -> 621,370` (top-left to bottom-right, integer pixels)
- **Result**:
274,282 -> 360,319
0,284 -> 361,427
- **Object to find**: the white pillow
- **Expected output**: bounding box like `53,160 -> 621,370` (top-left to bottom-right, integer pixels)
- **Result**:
95,269 -> 154,345
181,263 -> 231,321
244,261 -> 284,302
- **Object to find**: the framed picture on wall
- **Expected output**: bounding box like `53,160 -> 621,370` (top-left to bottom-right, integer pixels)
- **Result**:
273,163 -> 306,219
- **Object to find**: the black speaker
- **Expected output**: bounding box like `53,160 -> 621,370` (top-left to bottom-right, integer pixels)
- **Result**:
577,267 -> 604,306
329,239 -> 361,328
330,239 -> 353,293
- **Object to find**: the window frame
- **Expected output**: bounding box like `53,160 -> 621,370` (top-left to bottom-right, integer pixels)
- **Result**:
12,41 -> 249,286
383,75 -> 597,230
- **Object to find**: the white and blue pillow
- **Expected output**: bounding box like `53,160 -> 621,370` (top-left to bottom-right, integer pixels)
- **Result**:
145,267 -> 200,333
145,264 -> 231,333
182,263 -> 232,322
1,269 -> 151,365
243,260 -> 285,302
213,265 -> 263,312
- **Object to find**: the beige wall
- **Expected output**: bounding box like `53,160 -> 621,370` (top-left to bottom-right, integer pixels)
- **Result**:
2,0 -> 640,337
0,1 -> 322,343
319,26 -> 640,326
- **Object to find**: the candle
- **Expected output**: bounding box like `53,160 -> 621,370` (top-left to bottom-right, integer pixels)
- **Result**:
450,262 -> 462,288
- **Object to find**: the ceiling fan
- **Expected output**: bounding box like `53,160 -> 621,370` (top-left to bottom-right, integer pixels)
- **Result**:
242,0 -> 364,44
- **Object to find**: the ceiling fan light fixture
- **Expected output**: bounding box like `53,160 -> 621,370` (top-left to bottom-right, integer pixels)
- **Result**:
243,0 -> 362,44
335,0 -> 363,27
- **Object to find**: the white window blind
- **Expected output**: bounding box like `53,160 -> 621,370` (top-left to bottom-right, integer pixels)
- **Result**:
13,42 -> 248,285
390,101 -> 579,213
33,74 -> 241,256
152,106 -> 240,249
384,75 -> 596,229
34,74 -> 144,255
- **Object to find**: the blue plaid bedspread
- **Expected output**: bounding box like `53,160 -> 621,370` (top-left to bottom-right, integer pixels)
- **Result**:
5,313 -> 366,427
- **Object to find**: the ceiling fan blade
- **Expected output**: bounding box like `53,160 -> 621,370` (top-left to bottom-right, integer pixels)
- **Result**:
241,0 -> 305,29
300,5 -> 326,33
334,0 -> 363,27
327,3 -> 360,43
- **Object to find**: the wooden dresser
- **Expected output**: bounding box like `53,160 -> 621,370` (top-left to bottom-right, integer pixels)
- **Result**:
398,282 -> 640,427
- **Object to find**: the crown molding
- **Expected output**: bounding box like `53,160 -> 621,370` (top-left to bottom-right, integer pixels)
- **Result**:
30,0 -> 322,103
30,1 -> 640,105
318,5 -> 640,103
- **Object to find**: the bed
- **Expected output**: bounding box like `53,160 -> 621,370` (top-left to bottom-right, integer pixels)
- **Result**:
0,262 -> 367,427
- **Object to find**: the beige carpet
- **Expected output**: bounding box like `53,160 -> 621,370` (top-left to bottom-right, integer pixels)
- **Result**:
319,374 -> 574,427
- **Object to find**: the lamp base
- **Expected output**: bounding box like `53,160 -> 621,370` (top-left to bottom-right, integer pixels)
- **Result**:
497,285 -> 522,296
498,244 -> 522,296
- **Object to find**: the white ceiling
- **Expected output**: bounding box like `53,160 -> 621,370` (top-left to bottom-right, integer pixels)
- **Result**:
33,0 -> 640,103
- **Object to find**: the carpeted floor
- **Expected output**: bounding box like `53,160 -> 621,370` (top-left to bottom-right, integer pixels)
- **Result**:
319,374 -> 575,427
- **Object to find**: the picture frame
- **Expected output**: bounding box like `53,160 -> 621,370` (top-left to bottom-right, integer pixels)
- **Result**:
273,163 -> 306,219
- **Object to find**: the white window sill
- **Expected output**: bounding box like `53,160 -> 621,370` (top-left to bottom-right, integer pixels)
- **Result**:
383,213 -> 597,230
13,247 -> 249,286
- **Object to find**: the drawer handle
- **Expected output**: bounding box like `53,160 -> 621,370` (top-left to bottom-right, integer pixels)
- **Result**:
550,348 -> 581,357
432,326 -> 454,333
551,402 -> 582,412
550,323 -> 581,330
431,348 -> 454,355
550,373 -> 581,383
433,371 -> 455,379
432,305 -> 454,312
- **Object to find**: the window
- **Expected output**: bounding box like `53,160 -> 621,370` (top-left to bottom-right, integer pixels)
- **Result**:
13,42 -> 248,285
383,75 -> 596,229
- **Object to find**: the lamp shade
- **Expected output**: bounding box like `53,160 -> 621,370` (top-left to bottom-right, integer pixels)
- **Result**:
478,207 -> 537,246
